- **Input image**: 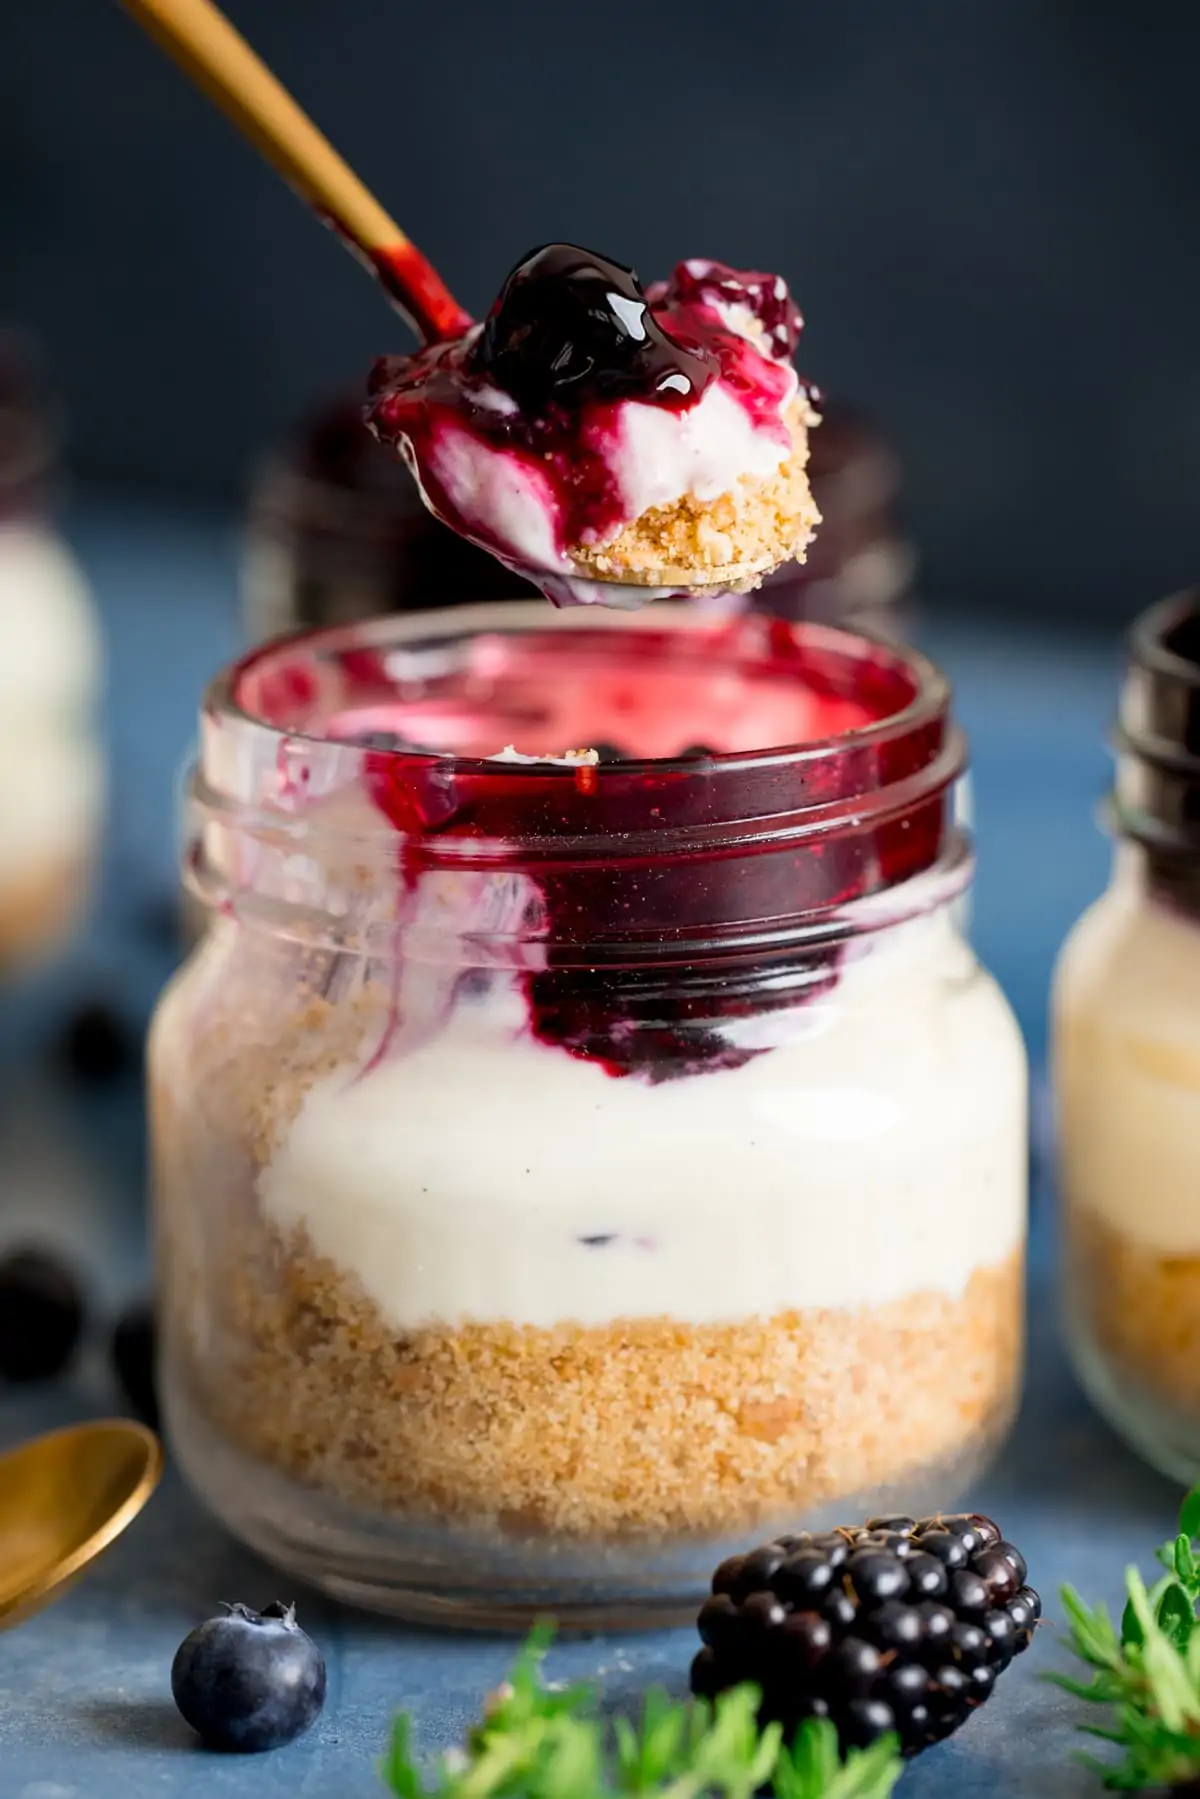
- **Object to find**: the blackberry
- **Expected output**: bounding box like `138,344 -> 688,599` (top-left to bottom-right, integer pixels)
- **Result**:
690,1512 -> 1037,1759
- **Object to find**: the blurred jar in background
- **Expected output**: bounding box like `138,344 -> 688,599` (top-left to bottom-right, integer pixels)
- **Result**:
1057,591 -> 1200,1482
756,406 -> 914,638
242,395 -> 913,640
0,335 -> 103,977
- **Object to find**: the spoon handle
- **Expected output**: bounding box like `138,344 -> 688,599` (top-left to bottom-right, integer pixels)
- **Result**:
119,0 -> 472,342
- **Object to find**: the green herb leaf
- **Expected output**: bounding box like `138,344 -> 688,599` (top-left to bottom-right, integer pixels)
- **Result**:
1054,1498 -> 1200,1789
380,1634 -> 902,1799
1157,1583 -> 1195,1655
1179,1483 -> 1200,1544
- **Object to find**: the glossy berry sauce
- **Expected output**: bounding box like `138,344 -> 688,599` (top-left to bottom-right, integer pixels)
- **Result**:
235,619 -> 958,1081
365,245 -> 815,573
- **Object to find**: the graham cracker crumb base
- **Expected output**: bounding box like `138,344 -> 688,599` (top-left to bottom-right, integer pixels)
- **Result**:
174,1227 -> 1021,1542
0,852 -> 88,972
1069,1207 -> 1200,1418
567,398 -> 821,583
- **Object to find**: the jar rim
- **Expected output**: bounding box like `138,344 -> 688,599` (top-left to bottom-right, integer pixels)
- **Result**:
191,605 -> 966,957
1128,589 -> 1200,690
215,601 -> 950,775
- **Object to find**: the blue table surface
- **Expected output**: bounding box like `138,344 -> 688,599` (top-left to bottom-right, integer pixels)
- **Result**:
0,500 -> 1175,1799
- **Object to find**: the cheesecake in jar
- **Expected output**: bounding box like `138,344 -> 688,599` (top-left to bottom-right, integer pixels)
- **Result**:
1057,590 -> 1200,1479
0,337 -> 102,975
151,604 -> 1027,1625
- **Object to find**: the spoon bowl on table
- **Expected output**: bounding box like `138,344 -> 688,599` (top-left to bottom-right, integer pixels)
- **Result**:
0,1419 -> 163,1630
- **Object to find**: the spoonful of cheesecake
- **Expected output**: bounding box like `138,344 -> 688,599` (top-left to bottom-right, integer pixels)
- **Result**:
365,247 -> 823,608
119,0 -> 822,606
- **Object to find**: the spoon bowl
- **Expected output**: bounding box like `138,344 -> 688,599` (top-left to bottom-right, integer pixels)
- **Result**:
0,1419 -> 163,1630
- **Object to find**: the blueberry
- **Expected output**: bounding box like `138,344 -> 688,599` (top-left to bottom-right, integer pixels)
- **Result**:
470,244 -> 709,412
111,1299 -> 157,1429
865,1514 -> 917,1535
905,1552 -> 950,1599
845,1550 -> 908,1603
0,1248 -> 85,1381
171,1602 -> 325,1752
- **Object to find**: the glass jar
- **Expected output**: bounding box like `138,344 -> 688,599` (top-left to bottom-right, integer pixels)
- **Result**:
0,333 -> 102,976
242,397 -> 537,640
242,395 -> 913,640
152,604 -> 1026,1627
1057,590 -> 1200,1480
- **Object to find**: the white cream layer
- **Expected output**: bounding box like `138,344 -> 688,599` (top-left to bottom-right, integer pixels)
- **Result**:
0,523 -> 102,881
421,374 -> 797,578
0,729 -> 102,878
1056,856 -> 1200,1253
0,522 -> 101,720
259,911 -> 1027,1330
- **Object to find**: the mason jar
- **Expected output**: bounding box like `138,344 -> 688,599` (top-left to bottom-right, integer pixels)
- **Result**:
1057,590 -> 1200,1480
151,603 -> 1027,1627
0,333 -> 102,976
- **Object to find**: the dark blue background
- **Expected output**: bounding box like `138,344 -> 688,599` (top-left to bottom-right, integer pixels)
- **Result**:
5,0 -> 1200,622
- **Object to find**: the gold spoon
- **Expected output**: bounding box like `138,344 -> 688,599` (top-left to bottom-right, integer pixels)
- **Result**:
117,0 -> 790,599
0,1419 -> 163,1630
118,0 -> 471,343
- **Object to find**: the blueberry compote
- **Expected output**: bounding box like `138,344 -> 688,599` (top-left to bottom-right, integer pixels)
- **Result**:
470,245 -> 714,413
364,247 -> 814,588
230,610 -> 961,1082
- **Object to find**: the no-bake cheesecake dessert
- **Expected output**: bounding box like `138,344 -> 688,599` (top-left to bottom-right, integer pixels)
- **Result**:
366,248 -> 821,607
152,606 -> 1026,1622
1058,592 -> 1200,1482
0,339 -> 102,972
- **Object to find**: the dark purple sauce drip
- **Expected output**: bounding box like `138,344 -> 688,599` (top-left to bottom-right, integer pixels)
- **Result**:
342,631 -> 945,1082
